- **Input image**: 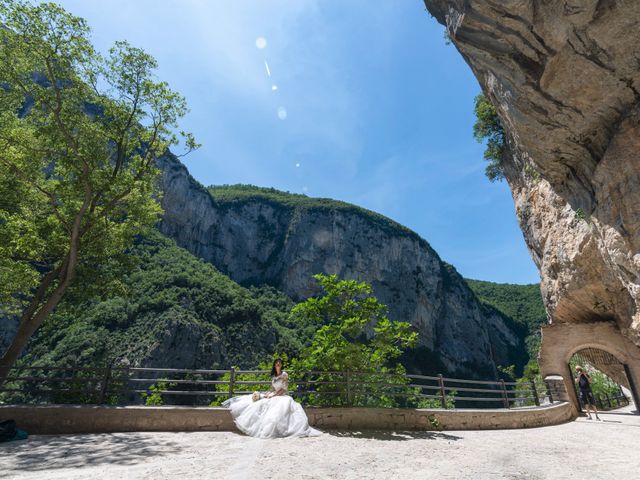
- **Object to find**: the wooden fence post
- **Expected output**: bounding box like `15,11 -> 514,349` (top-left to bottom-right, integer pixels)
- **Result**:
530,379 -> 540,406
500,379 -> 509,409
438,374 -> 446,409
228,367 -> 235,399
98,365 -> 112,404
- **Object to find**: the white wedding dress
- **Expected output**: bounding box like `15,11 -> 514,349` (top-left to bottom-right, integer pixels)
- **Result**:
222,371 -> 322,438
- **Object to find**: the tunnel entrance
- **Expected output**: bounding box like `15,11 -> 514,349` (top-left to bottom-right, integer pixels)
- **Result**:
568,347 -> 631,412
538,322 -> 640,415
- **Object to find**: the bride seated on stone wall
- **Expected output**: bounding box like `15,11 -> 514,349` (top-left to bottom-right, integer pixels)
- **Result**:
223,358 -> 322,438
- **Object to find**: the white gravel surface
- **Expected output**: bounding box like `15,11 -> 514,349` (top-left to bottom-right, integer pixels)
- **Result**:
1,405 -> 638,480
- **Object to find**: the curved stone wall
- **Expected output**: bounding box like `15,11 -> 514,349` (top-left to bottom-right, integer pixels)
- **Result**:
0,402 -> 574,434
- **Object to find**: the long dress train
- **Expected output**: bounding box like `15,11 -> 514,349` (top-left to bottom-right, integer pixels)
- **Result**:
222,371 -> 321,438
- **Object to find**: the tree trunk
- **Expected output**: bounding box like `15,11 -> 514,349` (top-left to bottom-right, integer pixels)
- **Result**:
0,259 -> 75,386
0,158 -> 89,386
0,316 -> 43,382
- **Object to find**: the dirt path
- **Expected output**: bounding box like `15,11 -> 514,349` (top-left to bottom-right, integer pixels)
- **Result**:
1,405 -> 638,479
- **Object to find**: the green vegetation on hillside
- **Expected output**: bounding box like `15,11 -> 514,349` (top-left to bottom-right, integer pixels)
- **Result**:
13,232 -> 306,377
207,184 -> 433,250
466,278 -> 546,357
466,279 -> 546,332
466,278 -> 546,382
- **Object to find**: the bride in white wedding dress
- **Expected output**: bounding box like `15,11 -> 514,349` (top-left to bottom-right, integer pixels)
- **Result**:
222,358 -> 322,438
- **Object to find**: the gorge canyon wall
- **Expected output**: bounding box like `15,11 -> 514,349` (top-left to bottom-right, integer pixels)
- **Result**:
157,154 -> 524,378
424,0 -> 640,346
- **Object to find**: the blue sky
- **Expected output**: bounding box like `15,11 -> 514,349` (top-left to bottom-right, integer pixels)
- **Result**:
51,0 -> 540,284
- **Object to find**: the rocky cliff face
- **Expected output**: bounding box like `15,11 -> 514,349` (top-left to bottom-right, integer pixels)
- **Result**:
157,154 -> 524,377
424,1 -> 640,344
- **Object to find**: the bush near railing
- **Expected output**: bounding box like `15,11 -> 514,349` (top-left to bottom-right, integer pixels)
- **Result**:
593,393 -> 629,411
0,365 -> 554,410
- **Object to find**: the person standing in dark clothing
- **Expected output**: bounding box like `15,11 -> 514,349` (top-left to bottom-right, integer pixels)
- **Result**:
575,365 -> 601,420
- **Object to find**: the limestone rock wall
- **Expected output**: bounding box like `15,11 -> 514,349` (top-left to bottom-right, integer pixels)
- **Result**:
157,154 -> 523,377
424,0 -> 640,344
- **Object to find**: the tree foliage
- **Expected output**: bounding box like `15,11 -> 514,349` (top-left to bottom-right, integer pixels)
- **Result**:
289,274 -> 418,407
473,93 -> 505,182
0,1 -> 197,378
16,232 -> 296,370
212,275 -> 430,408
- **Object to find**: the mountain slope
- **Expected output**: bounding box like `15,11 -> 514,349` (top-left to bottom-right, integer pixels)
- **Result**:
158,154 -> 526,377
466,279 -> 546,357
18,232 -> 301,373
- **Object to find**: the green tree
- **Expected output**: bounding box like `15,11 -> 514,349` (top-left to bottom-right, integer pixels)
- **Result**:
141,380 -> 178,407
473,93 -> 505,182
0,1 -> 197,381
289,274 -> 418,406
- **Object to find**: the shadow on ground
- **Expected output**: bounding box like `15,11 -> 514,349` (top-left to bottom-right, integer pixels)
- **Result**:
0,432 -> 183,473
327,430 -> 461,441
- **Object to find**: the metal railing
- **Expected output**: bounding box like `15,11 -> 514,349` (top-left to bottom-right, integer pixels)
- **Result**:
0,365 -> 556,409
593,392 -> 629,411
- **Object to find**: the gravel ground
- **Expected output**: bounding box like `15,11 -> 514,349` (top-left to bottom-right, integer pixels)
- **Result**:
1,405 -> 638,480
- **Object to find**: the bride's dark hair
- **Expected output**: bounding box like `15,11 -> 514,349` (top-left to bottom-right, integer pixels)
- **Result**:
270,358 -> 284,378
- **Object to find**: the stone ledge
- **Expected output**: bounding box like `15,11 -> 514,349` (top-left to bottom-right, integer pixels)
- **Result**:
0,402 -> 574,434
306,402 -> 574,431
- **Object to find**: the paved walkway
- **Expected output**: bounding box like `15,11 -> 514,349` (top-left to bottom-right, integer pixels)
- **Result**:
1,405 -> 638,479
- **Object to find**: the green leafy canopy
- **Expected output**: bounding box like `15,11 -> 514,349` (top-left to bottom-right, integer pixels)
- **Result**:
0,0 -> 198,376
286,274 -> 418,407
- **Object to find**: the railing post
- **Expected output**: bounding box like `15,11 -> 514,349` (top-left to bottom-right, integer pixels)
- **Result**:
545,380 -> 554,403
345,371 -> 352,406
618,384 -> 625,405
500,379 -> 509,409
530,379 -> 540,406
438,374 -> 446,409
98,365 -> 112,404
122,365 -> 131,405
606,394 -> 612,408
228,367 -> 235,399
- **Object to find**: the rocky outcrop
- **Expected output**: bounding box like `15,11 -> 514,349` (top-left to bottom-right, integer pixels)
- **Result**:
157,154 -> 524,378
424,1 -> 640,344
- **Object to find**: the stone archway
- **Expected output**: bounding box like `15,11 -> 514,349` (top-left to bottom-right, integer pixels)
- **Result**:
538,322 -> 640,415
